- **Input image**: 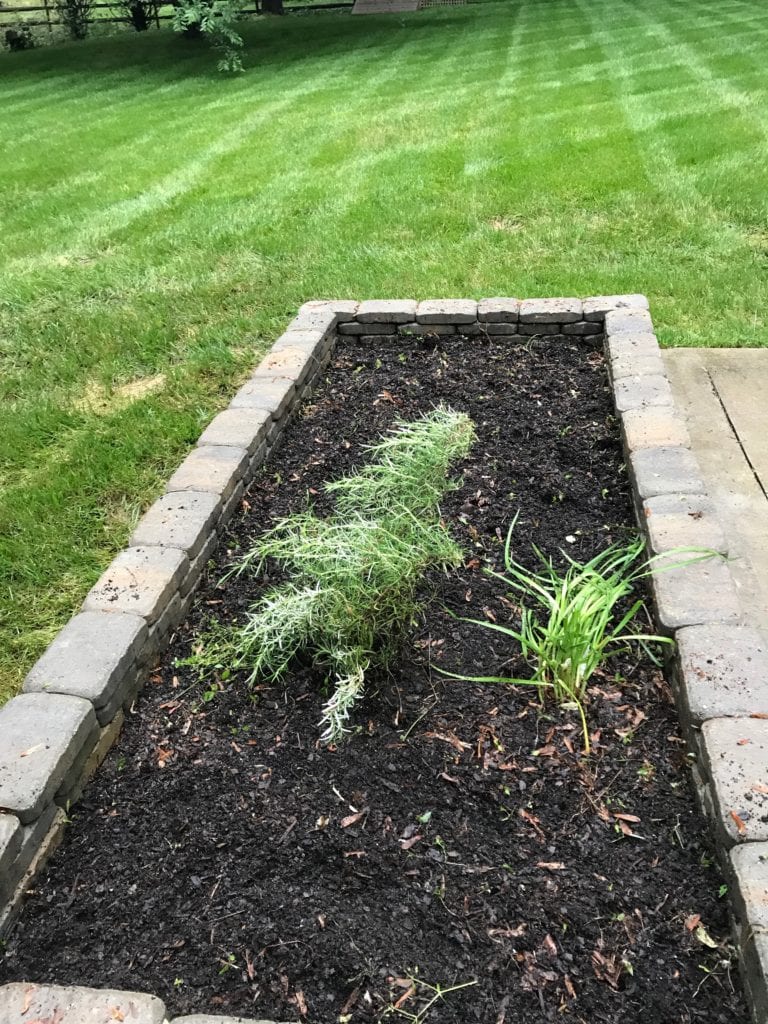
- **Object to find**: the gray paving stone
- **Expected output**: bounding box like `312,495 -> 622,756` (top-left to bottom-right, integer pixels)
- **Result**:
23,611 -> 147,718
165,446 -> 248,502
613,374 -> 673,413
483,322 -> 519,336
173,1017 -> 298,1024
583,294 -> 649,321
361,334 -> 399,343
0,983 -> 166,1024
230,377 -> 296,419
357,299 -> 417,323
83,546 -> 188,624
604,307 -> 654,334
519,297 -> 582,323
699,717 -> 768,845
477,298 -> 520,322
609,347 -> 665,381
197,408 -> 270,456
650,553 -> 741,632
398,322 -> 457,336
643,493 -> 728,555
270,328 -> 326,359
675,625 -> 768,725
0,805 -> 64,918
517,323 -> 562,336
294,298 -> 357,325
730,842 -> 768,932
607,330 -> 661,363
621,407 -> 692,450
287,303 -> 338,334
416,299 -> 477,324
562,321 -> 602,336
180,531 -> 219,599
251,346 -> 316,387
630,446 -> 704,499
338,321 -> 394,335
0,815 -> 22,900
0,694 -> 97,824
130,491 -> 220,558
739,929 -> 768,1024
58,713 -> 124,806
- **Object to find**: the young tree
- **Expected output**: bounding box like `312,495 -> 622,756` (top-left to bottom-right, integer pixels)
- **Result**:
172,0 -> 244,70
55,0 -> 93,38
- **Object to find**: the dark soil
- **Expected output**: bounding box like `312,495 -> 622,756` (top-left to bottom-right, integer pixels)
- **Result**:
2,336 -> 746,1024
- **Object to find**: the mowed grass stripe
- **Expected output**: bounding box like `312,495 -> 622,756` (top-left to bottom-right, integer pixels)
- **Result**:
0,0 -> 767,702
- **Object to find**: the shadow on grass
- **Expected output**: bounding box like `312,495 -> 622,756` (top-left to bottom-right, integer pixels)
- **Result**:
0,5 -> 476,82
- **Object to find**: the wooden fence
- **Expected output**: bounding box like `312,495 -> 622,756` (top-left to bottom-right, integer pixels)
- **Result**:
0,0 -> 352,29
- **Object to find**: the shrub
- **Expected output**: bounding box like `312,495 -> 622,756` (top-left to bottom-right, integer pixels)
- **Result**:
5,25 -> 36,50
114,0 -> 159,31
55,0 -> 93,38
196,407 -> 476,743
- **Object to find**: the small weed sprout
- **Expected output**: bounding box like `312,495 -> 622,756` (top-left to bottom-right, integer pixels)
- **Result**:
197,407 -> 475,743
448,524 -> 677,753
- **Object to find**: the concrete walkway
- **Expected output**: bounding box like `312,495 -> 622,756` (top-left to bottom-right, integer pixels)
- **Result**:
663,348 -> 768,631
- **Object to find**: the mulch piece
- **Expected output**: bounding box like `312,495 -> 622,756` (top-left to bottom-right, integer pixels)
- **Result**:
1,335 -> 746,1024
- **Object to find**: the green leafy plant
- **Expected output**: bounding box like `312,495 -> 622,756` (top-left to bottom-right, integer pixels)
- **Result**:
55,0 -> 93,39
448,526 -> 674,753
172,0 -> 244,71
197,407 -> 475,743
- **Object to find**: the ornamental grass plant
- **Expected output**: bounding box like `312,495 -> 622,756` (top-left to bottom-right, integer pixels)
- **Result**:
451,528 -> 674,753
199,407 -> 475,743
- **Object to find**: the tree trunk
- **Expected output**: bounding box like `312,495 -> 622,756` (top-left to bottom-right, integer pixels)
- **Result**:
262,0 -> 284,13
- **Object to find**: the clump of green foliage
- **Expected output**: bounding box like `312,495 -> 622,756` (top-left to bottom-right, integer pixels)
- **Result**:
201,407 -> 476,743
452,528 -> 672,753
172,0 -> 244,71
55,0 -> 93,39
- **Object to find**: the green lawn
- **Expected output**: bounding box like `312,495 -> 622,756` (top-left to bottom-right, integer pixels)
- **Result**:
1,0 -> 767,703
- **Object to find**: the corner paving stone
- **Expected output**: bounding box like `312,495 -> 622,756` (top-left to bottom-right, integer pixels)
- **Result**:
0,694 -> 97,825
477,298 -> 520,322
0,984 -> 166,1024
519,297 -> 582,323
604,307 -> 654,334
699,717 -> 768,846
197,408 -> 270,456
416,299 -> 477,324
642,493 -> 728,555
650,554 -> 741,632
83,545 -> 188,624
165,446 -> 248,502
621,406 -> 691,450
357,299 -> 417,323
583,294 -> 649,321
630,446 -> 705,499
23,611 -> 147,717
675,625 -> 768,725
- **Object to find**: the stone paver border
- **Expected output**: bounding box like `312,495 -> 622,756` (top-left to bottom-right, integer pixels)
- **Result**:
1,295 -> 766,1024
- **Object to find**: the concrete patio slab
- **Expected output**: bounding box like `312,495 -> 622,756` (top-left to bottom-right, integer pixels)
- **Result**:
663,349 -> 768,631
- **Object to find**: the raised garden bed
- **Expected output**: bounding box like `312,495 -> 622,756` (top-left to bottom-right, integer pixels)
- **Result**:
0,298 -> 765,1024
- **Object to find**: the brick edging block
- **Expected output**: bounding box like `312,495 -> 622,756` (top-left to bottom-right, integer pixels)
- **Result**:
603,299 -> 768,1023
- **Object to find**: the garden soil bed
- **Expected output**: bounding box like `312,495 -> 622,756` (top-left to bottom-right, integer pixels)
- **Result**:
1,336 -> 746,1023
